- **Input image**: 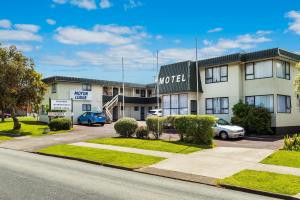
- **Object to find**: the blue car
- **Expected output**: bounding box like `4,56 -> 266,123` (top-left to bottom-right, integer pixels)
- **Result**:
77,112 -> 106,126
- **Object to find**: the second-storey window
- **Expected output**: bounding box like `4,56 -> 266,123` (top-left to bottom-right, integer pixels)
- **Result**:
245,60 -> 273,80
82,104 -> 91,111
246,95 -> 274,112
82,83 -> 92,91
277,95 -> 291,113
51,83 -> 57,93
206,97 -> 229,114
276,60 -> 290,80
205,65 -> 228,84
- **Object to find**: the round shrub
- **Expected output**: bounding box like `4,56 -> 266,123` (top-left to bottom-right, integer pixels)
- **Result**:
146,116 -> 166,139
48,118 -> 71,131
135,126 -> 149,139
114,117 -> 138,138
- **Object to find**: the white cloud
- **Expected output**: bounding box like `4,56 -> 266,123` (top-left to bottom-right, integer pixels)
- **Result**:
46,19 -> 57,25
286,10 -> 300,35
99,0 -> 112,9
52,0 -> 97,10
54,26 -> 132,45
124,0 -> 142,10
54,24 -> 148,46
14,24 -> 40,33
174,39 -> 181,44
0,19 -> 12,29
155,35 -> 162,40
208,27 -> 223,33
0,30 -> 42,42
41,55 -> 81,67
2,43 -> 34,52
256,30 -> 272,35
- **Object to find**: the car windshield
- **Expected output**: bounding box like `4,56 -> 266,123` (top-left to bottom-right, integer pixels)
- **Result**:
217,119 -> 230,125
94,113 -> 104,117
148,110 -> 156,114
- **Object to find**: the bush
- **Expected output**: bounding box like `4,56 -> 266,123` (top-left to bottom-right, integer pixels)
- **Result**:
135,126 -> 149,139
172,115 -> 216,145
114,117 -> 138,138
146,116 -> 166,139
48,118 -> 71,131
284,134 -> 300,151
231,101 -> 273,135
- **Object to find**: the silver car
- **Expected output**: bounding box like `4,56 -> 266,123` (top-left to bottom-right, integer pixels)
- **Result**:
213,118 -> 245,139
147,109 -> 162,117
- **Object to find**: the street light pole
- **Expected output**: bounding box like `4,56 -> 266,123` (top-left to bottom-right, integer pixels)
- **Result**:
195,38 -> 199,115
122,57 -> 125,118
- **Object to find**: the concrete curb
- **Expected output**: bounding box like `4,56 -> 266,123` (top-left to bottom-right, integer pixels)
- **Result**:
219,184 -> 300,200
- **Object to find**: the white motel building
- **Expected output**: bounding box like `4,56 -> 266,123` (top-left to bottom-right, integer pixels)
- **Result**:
40,48 -> 300,134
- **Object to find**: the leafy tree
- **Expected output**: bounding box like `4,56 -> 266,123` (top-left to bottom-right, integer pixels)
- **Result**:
0,45 -> 46,129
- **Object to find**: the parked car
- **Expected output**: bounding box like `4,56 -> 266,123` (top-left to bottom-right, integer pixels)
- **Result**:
147,109 -> 162,117
77,112 -> 106,126
0,112 -> 11,118
213,118 -> 245,139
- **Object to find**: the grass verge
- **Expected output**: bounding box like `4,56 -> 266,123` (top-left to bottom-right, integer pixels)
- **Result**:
87,138 -> 211,154
0,117 -> 70,139
218,170 -> 300,195
38,144 -> 165,169
261,150 -> 300,168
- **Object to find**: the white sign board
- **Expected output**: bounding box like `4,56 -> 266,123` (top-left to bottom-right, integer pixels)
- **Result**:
51,100 -> 71,110
70,90 -> 92,101
48,112 -> 66,117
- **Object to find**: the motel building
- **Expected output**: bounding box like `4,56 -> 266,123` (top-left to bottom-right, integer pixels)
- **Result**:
39,48 -> 300,134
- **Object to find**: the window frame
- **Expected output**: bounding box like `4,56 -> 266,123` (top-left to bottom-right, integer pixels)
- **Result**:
162,93 -> 188,116
245,60 -> 274,80
205,65 -> 228,84
82,83 -> 92,91
205,97 -> 229,114
51,83 -> 57,93
277,95 -> 291,113
82,104 -> 91,111
276,60 -> 290,80
134,106 -> 139,111
245,94 -> 274,113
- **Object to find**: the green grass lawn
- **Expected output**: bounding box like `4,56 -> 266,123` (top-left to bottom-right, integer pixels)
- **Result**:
261,150 -> 300,168
218,170 -> 300,195
87,138 -> 212,154
38,144 -> 165,169
0,117 -> 69,139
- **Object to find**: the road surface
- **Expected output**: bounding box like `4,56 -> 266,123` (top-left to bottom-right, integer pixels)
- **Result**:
0,148 -> 277,200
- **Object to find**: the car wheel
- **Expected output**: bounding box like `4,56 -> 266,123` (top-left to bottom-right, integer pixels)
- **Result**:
88,120 -> 92,126
220,131 -> 228,140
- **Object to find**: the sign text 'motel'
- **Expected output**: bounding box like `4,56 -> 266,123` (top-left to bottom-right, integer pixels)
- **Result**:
159,74 -> 186,85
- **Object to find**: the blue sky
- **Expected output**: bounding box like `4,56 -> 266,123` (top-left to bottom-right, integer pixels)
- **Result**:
1,0 -> 300,83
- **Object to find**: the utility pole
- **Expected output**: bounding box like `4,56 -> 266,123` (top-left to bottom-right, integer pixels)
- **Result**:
156,50 -> 160,136
122,57 -> 125,118
195,38 -> 199,115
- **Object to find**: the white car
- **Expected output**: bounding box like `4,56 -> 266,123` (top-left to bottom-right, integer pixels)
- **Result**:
214,118 -> 245,139
147,109 -> 162,117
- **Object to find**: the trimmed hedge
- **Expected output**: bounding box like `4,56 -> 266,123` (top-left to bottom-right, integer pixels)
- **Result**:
284,134 -> 300,151
114,117 -> 138,138
146,116 -> 166,139
48,118 -> 71,131
135,126 -> 149,139
170,115 -> 216,145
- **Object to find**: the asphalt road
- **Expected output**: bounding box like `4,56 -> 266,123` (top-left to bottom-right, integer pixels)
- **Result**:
0,149 -> 278,200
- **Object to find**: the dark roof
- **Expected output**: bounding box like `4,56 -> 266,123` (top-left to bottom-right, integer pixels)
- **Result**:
42,76 -> 155,88
197,48 -> 300,67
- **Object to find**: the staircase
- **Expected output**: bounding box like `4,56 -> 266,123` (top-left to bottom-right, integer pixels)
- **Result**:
103,95 -> 118,123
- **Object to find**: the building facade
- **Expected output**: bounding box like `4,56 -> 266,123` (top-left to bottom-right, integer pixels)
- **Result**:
39,48 -> 300,134
40,76 -> 158,124
158,48 -> 300,134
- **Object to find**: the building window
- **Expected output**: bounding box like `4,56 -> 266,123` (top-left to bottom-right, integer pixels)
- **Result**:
277,95 -> 291,113
162,93 -> 188,116
82,83 -> 92,91
205,65 -> 228,84
276,60 -> 290,80
148,107 -> 152,111
82,104 -> 91,111
51,83 -> 57,93
120,88 -> 123,94
245,60 -> 273,80
135,89 -> 140,94
121,106 -> 124,110
206,97 -> 229,114
246,95 -> 274,112
134,106 -> 139,111
148,90 -> 152,97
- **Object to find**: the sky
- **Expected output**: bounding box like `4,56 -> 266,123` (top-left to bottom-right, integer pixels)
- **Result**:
1,0 -> 300,83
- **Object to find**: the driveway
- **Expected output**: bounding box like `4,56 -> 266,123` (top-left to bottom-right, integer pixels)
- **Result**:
0,124 -> 117,152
